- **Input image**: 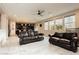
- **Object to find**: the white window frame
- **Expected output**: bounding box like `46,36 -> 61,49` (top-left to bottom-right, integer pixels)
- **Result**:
44,22 -> 49,30
64,15 -> 75,29
49,20 -> 55,30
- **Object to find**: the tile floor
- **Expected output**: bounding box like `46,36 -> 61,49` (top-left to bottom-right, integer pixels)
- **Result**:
0,36 -> 79,55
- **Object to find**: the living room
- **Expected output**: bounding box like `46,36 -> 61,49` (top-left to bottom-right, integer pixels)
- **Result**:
0,3 -> 79,55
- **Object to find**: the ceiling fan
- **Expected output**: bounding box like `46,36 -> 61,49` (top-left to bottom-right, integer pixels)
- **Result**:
32,9 -> 45,16
36,10 -> 45,16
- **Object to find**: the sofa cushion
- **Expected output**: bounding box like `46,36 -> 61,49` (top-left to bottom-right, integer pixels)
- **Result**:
28,30 -> 34,36
52,37 -> 60,40
58,40 -> 70,45
24,32 -> 28,36
34,31 -> 38,36
30,32 -> 34,36
63,33 -> 76,40
23,36 -> 36,40
53,32 -> 63,38
60,38 -> 70,42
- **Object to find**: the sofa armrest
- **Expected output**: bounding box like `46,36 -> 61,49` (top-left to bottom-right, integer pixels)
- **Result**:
38,33 -> 44,36
72,37 -> 78,42
48,34 -> 51,37
70,37 -> 78,52
48,34 -> 55,37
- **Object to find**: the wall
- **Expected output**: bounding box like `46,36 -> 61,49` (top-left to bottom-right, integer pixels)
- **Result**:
10,20 -> 16,36
1,15 -> 16,37
35,22 -> 65,36
35,10 -> 79,36
75,10 -> 79,28
0,13 -> 8,44
1,13 -> 8,31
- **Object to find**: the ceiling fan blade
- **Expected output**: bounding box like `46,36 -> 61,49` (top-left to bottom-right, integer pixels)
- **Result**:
41,10 -> 45,13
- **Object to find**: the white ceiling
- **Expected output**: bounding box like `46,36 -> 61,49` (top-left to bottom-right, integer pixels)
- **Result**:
0,3 -> 79,23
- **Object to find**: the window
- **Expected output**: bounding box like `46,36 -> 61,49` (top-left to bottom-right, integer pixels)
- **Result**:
64,15 -> 75,29
55,19 -> 63,30
44,22 -> 49,30
49,20 -> 55,30
55,19 -> 63,25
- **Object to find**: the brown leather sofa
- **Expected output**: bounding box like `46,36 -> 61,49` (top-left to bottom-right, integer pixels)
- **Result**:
18,30 -> 44,45
49,32 -> 78,52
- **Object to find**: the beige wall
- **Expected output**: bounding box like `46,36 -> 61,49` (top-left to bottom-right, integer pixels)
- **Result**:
0,13 -> 8,44
1,13 -> 8,37
75,10 -> 79,28
35,10 -> 79,36
10,20 -> 16,36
